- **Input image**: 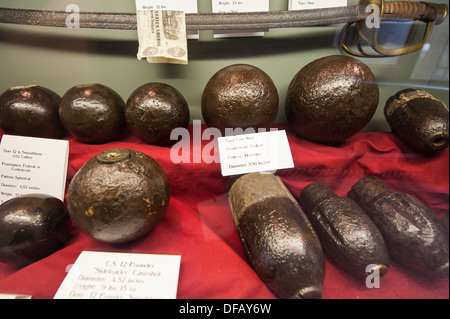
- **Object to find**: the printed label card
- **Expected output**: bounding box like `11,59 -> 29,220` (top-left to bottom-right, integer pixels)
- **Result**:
54,251 -> 182,299
218,130 -> 294,177
289,0 -> 347,10
135,0 -> 198,39
211,0 -> 270,38
0,135 -> 69,204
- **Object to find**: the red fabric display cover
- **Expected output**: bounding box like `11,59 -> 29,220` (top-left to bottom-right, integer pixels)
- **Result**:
0,124 -> 448,299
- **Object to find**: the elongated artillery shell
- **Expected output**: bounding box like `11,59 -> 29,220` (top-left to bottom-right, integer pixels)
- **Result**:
228,173 -> 325,299
299,182 -> 389,280
384,89 -> 449,152
348,177 -> 449,278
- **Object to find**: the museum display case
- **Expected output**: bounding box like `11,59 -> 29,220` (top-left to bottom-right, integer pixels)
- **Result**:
0,0 -> 448,300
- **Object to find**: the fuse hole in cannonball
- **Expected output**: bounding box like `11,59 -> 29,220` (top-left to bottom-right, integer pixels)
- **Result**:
432,133 -> 449,149
433,137 -> 446,148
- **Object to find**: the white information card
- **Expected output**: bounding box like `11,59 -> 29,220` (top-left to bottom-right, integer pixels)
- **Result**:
54,251 -> 182,299
212,0 -> 270,38
218,130 -> 294,177
212,0 -> 269,13
136,0 -> 197,11
0,135 -> 69,204
289,0 -> 347,10
135,0 -> 198,39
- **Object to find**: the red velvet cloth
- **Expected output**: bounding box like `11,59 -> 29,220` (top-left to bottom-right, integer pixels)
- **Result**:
0,124 -> 448,299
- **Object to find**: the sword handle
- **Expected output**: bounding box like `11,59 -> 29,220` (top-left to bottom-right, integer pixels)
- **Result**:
341,0 -> 448,57
383,1 -> 448,24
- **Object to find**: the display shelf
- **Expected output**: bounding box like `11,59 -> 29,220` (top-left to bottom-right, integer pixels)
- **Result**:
0,125 -> 448,299
0,0 -> 448,300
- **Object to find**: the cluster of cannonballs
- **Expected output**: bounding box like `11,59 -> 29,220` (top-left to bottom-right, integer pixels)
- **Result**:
0,55 -> 446,268
0,55 -> 389,268
203,56 -> 380,144
0,82 -> 190,145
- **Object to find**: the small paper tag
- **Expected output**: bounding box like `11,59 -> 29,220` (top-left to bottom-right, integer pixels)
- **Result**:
218,130 -> 294,177
135,0 -> 199,39
212,0 -> 269,38
54,251 -> 182,299
289,0 -> 347,10
212,0 -> 269,12
0,135 -> 69,204
135,0 -> 197,11
136,10 -> 188,64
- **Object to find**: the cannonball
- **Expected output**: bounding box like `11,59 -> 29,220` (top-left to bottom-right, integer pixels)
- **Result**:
59,83 -> 126,144
285,55 -> 379,143
0,85 -> 66,139
126,83 -> 190,145
66,148 -> 170,244
0,194 -> 71,267
201,64 -> 279,134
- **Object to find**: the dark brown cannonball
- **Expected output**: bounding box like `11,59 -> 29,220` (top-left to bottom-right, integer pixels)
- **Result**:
59,83 -> 126,144
384,89 -> 449,153
285,55 -> 379,143
201,64 -> 279,134
66,148 -> 170,244
0,194 -> 72,267
0,85 -> 66,138
126,83 -> 190,145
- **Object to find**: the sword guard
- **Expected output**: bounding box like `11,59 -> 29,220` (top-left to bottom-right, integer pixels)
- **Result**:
340,0 -> 448,57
